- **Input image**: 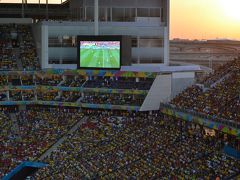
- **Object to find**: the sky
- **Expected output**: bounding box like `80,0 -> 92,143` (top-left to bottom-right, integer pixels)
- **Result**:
170,0 -> 240,40
1,0 -> 240,40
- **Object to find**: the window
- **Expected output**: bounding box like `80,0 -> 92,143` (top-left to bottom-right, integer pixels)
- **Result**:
150,8 -> 160,17
112,8 -> 124,21
137,8 -> 149,17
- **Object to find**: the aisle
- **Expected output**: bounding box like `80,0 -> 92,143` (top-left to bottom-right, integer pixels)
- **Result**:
37,116 -> 88,161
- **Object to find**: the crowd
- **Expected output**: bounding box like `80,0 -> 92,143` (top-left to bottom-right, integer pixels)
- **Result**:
60,76 -> 86,87
198,59 -> 240,86
0,24 -> 39,71
0,85 -> 147,106
0,107 -> 83,178
22,90 -> 35,101
172,58 -> 240,123
0,75 -> 8,86
59,91 -> 81,102
9,90 -> 22,101
0,25 -> 18,70
32,110 -> 239,179
83,76 -> 153,90
8,75 -> 21,86
0,74 -> 152,106
37,90 -> 59,101
0,74 -> 154,91
35,75 -> 62,86
21,75 -> 35,86
81,92 -> 145,106
19,25 -> 40,70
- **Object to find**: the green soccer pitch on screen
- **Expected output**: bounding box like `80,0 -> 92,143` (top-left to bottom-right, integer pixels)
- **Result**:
79,40 -> 121,69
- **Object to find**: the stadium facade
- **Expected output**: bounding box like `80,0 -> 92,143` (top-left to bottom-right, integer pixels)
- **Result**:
33,0 -> 170,69
0,0 -> 202,111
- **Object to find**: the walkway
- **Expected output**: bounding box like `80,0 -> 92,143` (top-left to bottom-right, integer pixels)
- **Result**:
37,116 -> 88,161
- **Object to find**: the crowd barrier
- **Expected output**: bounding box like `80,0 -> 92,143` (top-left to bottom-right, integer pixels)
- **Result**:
0,85 -> 148,94
0,100 -> 141,111
160,104 -> 240,138
3,161 -> 47,180
223,145 -> 240,160
0,69 -> 157,78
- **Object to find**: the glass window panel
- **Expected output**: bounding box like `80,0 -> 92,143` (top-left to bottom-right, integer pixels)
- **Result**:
137,8 -> 149,17
150,8 -> 160,17
112,8 -> 124,22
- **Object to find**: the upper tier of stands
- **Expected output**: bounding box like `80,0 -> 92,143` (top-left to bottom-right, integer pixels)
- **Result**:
0,73 -> 153,108
171,58 -> 240,124
0,73 -> 154,89
0,24 -> 40,71
84,77 -> 153,90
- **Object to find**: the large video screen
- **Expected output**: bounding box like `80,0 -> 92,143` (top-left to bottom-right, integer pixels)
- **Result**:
77,36 -> 122,69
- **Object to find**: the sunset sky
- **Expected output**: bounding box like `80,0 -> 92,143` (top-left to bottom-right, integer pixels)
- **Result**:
1,0 -> 240,40
170,0 -> 240,40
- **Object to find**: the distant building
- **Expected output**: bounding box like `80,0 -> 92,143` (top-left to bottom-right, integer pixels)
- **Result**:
170,39 -> 240,70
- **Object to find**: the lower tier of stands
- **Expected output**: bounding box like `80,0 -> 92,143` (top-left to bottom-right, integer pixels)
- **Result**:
0,107 -> 239,179
33,111 -> 239,179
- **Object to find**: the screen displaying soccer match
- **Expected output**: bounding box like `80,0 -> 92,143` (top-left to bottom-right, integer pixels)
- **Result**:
79,40 -> 121,69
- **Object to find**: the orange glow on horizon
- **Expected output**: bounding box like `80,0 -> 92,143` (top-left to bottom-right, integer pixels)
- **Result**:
170,0 -> 240,40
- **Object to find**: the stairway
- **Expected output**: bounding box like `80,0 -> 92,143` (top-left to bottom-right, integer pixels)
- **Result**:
210,72 -> 232,88
37,116 -> 88,161
13,48 -> 23,70
9,113 -> 21,141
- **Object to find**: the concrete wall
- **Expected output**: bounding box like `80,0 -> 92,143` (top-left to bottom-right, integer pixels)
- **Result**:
41,25 -> 49,69
38,0 -> 169,69
140,74 -> 171,111
0,18 -> 32,24
171,72 -> 195,99
32,23 -> 42,67
49,47 -> 77,61
40,21 -> 166,69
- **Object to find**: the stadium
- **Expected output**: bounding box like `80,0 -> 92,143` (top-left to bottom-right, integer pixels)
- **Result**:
0,0 -> 239,179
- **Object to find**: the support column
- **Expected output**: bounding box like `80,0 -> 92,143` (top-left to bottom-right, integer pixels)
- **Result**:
41,25 -> 49,69
163,0 -> 170,66
46,0 -> 49,20
21,0 -> 25,18
105,7 -> 108,21
94,0 -> 99,35
84,7 -> 87,21
137,36 -> 140,64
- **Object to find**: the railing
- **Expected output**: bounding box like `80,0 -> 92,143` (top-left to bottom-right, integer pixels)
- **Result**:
160,103 -> 240,129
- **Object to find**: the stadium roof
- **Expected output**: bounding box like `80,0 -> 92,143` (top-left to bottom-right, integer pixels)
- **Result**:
0,0 -> 68,4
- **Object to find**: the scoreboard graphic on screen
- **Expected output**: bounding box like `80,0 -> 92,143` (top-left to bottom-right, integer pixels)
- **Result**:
77,36 -> 122,70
